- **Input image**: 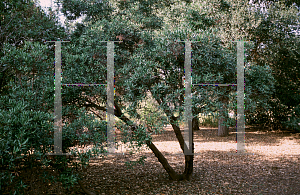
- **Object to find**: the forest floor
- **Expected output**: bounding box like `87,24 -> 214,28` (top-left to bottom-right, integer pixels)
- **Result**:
19,125 -> 300,194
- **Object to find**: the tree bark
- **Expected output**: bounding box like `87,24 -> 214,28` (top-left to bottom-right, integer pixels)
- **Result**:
183,154 -> 194,180
192,116 -> 200,131
183,116 -> 195,180
145,115 -> 196,181
218,114 -> 229,137
218,97 -> 229,137
145,140 -> 183,181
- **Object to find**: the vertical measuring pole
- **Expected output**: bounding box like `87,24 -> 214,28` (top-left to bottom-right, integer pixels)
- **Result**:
54,41 -> 63,155
184,41 -> 193,155
46,40 -> 70,155
47,40 -> 119,156
190,40 -> 250,155
106,41 -> 115,154
236,41 -> 246,153
178,40 -> 200,155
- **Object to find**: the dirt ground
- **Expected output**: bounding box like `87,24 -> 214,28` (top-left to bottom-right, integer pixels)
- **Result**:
11,126 -> 300,194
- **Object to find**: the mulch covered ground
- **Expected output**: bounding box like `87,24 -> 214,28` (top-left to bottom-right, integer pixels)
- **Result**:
10,126 -> 300,194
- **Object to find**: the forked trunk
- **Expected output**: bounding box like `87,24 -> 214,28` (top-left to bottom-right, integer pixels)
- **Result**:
145,116 -> 195,181
114,102 -> 195,181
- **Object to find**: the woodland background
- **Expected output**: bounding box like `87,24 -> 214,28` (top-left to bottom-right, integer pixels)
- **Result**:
0,0 -> 299,194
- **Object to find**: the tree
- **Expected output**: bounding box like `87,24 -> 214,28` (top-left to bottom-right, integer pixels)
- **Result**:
60,20 -> 235,181
57,0 -> 266,180
167,0 -> 279,136
52,1 -> 288,187
184,0 -> 300,133
242,0 -> 300,131
0,0 -> 67,95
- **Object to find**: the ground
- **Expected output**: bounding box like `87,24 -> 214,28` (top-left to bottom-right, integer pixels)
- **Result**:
11,126 -> 300,194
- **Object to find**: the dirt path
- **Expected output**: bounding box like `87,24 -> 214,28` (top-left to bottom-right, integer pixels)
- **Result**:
61,126 -> 300,195
19,126 -> 300,194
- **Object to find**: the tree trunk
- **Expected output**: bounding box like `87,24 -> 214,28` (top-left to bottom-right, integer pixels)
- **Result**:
218,98 -> 229,137
218,114 -> 228,137
145,115 -> 196,181
112,101 -> 195,181
183,154 -> 194,180
192,116 -> 200,131
145,140 -> 184,181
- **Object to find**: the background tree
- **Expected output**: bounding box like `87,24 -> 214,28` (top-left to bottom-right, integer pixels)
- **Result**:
159,0 -> 279,136
215,0 -> 300,131
182,0 -> 300,133
245,0 -> 300,131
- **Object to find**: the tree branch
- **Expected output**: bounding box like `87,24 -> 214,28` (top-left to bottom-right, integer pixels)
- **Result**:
149,89 -> 186,153
145,140 -> 183,181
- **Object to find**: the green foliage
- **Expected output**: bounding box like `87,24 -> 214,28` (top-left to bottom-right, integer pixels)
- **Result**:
197,0 -> 300,131
0,86 -> 53,192
185,8 -> 216,31
139,100 -> 169,135
0,0 -> 68,97
0,39 -> 107,193
199,114 -> 219,128
283,105 -> 300,132
0,0 -> 67,52
243,1 -> 300,129
244,63 -> 276,125
1,0 -> 299,191
58,171 -> 78,190
251,0 -> 300,8
59,0 -> 114,22
0,3 -> 72,190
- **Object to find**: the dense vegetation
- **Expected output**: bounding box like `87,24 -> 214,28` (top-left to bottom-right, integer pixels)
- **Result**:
0,0 -> 299,193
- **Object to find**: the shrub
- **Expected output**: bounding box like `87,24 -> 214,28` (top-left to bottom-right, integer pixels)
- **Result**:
0,41 -> 107,194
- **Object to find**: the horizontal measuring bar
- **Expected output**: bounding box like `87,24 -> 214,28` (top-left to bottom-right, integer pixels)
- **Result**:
99,41 -> 123,43
46,41 -> 70,42
61,84 -> 107,86
175,40 -> 201,42
193,84 -> 237,86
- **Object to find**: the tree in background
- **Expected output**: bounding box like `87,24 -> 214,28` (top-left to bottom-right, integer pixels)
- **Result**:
246,0 -> 300,131
183,0 -> 300,133
162,0 -> 279,136
236,0 -> 299,132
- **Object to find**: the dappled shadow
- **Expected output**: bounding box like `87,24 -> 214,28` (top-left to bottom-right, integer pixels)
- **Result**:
16,124 -> 299,194
151,125 -> 300,147
67,146 -> 300,195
